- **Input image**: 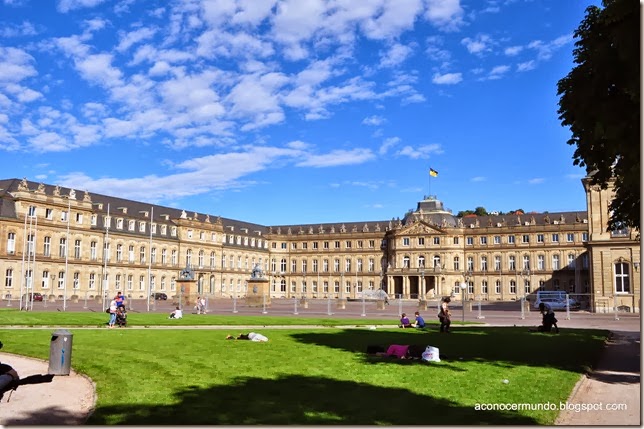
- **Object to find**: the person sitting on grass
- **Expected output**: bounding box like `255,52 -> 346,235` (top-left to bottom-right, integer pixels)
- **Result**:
538,302 -> 560,333
413,311 -> 426,328
226,332 -> 269,342
399,313 -> 413,328
169,306 -> 183,319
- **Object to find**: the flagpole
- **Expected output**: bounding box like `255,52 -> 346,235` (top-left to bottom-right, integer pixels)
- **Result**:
63,195 -> 70,311
147,206 -> 153,312
19,211 -> 27,311
102,203 -> 110,311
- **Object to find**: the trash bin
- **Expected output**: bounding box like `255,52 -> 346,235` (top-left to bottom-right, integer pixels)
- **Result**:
48,329 -> 73,376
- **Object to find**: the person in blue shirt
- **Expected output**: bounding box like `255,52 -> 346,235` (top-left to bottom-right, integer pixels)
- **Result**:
413,311 -> 426,328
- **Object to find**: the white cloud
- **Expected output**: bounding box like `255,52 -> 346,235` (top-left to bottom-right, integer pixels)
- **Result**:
461,34 -> 493,55
528,178 -> 545,184
379,136 -> 400,155
379,43 -> 414,68
396,143 -> 443,159
362,115 -> 386,126
0,47 -> 37,83
57,0 -> 106,13
471,176 -> 486,182
517,60 -> 535,72
425,0 -> 465,31
483,64 -> 510,80
504,45 -> 522,56
0,21 -> 38,37
528,34 -> 573,60
432,72 -> 462,84
297,148 -> 376,167
116,27 -> 157,53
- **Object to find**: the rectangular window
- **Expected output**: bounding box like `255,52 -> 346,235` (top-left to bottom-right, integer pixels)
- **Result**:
7,233 -> 16,253
324,241 -> 329,249
537,234 -> 544,243
73,272 -> 80,290
5,269 -> 13,288
129,245 -> 135,262
507,235 -> 515,244
567,233 -> 574,242
508,256 -> 516,271
74,240 -> 81,259
116,244 -> 123,262
313,242 -> 319,249
494,256 -> 501,271
139,222 -> 146,233
522,235 -> 529,243
45,208 -> 53,220
582,232 -> 588,242
28,205 -> 36,217
509,280 -> 516,294
552,233 -> 559,243
89,273 -> 95,289
334,241 -> 340,249
369,240 -> 375,248
552,255 -> 560,270
127,275 -> 133,290
291,242 -> 297,250
61,211 -> 68,222
433,237 -> 440,245
42,270 -> 50,289
139,275 -> 145,290
59,238 -> 67,257
58,272 -> 65,289
117,219 -> 124,229
453,237 -> 459,245
480,236 -> 487,245
76,213 -> 83,223
115,274 -> 121,290
538,255 -> 545,270
345,240 -> 351,249
495,280 -> 501,294
418,237 -> 424,246
43,236 -> 51,257
615,262 -> 631,293
90,241 -> 97,260
494,236 -> 501,244
466,237 -> 473,245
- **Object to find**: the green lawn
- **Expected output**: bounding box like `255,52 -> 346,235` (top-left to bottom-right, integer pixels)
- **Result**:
0,325 -> 607,425
0,309 -> 404,327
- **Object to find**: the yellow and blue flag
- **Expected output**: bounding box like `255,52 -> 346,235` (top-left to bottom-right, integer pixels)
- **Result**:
429,168 -> 438,177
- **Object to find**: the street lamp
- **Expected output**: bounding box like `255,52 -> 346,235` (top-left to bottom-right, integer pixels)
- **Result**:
461,270 -> 472,322
420,265 -> 425,301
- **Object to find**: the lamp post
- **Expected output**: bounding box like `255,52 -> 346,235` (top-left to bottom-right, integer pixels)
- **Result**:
420,266 -> 425,301
462,270 -> 472,322
521,268 -> 530,317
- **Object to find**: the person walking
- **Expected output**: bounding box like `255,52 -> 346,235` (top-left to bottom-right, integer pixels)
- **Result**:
438,297 -> 451,333
107,298 -> 118,328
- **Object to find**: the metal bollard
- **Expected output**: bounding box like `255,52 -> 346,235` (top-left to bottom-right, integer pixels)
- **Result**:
48,329 -> 73,376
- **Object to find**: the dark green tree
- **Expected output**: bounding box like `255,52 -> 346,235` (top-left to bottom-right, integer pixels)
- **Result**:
557,0 -> 640,232
474,206 -> 488,216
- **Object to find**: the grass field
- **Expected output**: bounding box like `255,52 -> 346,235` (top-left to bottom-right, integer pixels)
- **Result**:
0,323 -> 608,425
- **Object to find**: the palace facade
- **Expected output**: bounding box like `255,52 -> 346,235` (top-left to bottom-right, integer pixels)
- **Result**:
0,177 -> 639,312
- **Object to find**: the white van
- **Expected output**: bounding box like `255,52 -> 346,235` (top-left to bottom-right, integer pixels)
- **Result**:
533,291 -> 579,310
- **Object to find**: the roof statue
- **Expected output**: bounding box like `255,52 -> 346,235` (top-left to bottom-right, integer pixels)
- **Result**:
18,178 -> 28,191
193,212 -> 198,220
180,210 -> 187,219
36,183 -> 45,193
53,185 -> 61,196
205,215 -> 210,223
83,191 -> 91,202
69,188 -> 76,200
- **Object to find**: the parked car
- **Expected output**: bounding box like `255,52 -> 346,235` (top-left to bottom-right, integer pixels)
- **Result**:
534,296 -> 579,310
24,292 -> 43,302
151,292 -> 168,300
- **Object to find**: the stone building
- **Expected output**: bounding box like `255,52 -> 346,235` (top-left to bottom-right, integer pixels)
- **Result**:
0,176 -> 639,312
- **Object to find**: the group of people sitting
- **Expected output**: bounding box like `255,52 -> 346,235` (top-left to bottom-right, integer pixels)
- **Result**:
107,292 -> 127,328
399,311 -> 426,328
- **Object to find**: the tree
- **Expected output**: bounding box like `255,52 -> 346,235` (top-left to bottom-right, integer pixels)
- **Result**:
474,206 -> 488,216
557,0 -> 640,233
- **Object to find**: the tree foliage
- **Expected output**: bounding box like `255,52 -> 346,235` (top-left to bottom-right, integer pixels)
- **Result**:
557,0 -> 640,233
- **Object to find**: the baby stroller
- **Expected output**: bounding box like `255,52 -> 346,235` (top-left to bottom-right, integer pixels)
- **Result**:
115,308 -> 128,327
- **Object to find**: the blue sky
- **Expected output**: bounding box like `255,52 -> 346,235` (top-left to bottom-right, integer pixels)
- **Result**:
1,0 -> 597,225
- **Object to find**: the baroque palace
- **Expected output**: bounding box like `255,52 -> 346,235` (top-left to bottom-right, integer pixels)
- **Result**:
0,177 -> 639,313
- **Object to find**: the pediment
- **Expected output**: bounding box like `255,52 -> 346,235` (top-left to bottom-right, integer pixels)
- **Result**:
397,220 -> 443,235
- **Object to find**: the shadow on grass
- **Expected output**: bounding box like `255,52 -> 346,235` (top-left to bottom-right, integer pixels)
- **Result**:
80,374 -> 536,425
290,326 -> 608,373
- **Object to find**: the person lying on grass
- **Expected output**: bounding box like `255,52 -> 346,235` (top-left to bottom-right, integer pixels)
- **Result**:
226,332 -> 269,342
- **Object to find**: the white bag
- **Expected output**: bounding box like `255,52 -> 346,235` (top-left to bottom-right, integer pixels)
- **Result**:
421,346 -> 440,362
